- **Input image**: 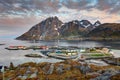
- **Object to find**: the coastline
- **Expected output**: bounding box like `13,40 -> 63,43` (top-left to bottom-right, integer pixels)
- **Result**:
16,37 -> 120,41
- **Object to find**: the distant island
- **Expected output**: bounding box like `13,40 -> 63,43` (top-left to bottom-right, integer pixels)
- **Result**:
16,16 -> 120,41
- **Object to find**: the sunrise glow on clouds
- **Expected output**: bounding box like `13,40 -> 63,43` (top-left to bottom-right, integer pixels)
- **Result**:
0,0 -> 120,38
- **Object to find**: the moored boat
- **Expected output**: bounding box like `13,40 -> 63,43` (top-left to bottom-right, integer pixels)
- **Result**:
5,46 -> 28,50
25,54 -> 43,58
5,46 -> 19,50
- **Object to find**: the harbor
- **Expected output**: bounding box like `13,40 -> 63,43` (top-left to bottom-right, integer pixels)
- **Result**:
0,39 -> 120,67
4,43 -> 119,66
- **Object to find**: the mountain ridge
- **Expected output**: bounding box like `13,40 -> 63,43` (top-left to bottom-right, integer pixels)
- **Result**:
16,16 -> 120,41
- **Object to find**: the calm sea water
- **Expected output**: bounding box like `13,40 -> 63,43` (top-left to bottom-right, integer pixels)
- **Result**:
0,38 -> 120,66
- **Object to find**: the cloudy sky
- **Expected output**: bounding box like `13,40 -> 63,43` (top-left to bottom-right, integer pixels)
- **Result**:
0,0 -> 120,39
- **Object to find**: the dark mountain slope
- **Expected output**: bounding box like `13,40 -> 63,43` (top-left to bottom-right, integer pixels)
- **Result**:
16,16 -> 63,40
16,16 -> 120,41
87,23 -> 120,39
59,20 -> 87,37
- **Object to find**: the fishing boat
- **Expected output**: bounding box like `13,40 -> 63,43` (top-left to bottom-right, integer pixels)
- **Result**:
5,46 -> 19,50
25,54 -> 43,58
5,46 -> 28,50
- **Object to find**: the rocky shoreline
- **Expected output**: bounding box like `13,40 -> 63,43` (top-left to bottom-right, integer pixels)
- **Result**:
0,60 -> 120,80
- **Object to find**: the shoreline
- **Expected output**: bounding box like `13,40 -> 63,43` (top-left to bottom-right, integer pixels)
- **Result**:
15,37 -> 120,42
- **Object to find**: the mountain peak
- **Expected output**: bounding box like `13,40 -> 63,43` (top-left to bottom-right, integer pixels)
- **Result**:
94,20 -> 101,27
46,16 -> 59,21
79,20 -> 92,28
16,16 -> 63,40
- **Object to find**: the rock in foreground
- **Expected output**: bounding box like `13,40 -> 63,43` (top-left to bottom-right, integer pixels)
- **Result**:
0,60 -> 120,80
